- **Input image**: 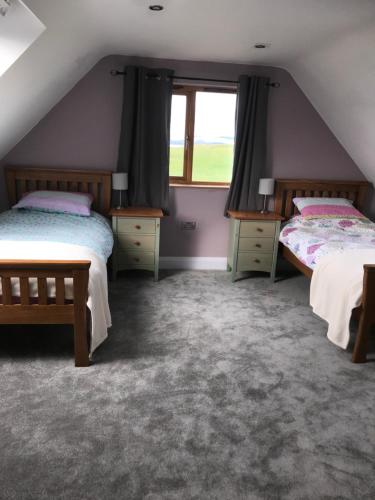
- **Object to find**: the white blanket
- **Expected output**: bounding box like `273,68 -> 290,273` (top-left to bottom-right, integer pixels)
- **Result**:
0,240 -> 111,355
310,249 -> 375,349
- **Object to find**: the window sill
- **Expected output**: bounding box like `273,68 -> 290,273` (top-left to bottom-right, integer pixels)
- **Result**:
169,183 -> 230,189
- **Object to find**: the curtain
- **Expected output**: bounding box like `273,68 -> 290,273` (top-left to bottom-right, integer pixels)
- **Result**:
117,65 -> 174,214
225,75 -> 270,214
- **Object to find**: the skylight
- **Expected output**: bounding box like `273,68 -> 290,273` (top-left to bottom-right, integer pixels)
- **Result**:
0,0 -> 45,77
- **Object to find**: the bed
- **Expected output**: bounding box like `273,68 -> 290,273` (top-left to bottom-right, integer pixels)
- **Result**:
274,179 -> 375,363
0,166 -> 113,367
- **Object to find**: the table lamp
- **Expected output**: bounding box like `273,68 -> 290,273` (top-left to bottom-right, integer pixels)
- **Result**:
112,173 -> 128,209
258,178 -> 275,214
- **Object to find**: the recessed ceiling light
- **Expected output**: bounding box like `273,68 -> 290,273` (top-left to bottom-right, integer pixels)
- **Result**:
149,5 -> 164,11
254,43 -> 267,49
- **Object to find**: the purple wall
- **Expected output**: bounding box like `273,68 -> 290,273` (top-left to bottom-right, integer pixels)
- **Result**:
0,55 -> 365,257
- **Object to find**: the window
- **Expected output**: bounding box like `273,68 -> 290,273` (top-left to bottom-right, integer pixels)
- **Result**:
169,86 -> 237,186
0,0 -> 45,78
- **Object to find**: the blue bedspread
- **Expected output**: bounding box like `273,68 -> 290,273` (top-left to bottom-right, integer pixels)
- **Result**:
0,209 -> 113,262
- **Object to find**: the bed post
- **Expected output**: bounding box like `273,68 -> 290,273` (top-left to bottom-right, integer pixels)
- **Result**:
73,267 -> 90,367
352,264 -> 375,363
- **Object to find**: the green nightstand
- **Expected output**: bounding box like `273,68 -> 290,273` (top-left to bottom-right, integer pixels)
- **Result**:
227,210 -> 284,282
109,207 -> 163,281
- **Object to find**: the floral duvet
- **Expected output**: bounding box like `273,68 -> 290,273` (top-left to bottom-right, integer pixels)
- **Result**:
279,215 -> 375,269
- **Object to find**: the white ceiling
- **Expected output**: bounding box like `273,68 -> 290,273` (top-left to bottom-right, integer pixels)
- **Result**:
1,0 -> 375,182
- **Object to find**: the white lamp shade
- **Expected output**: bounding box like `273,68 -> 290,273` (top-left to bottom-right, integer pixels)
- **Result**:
112,172 -> 128,191
258,178 -> 274,196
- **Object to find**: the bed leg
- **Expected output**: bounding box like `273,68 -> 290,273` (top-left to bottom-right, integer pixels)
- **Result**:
352,265 -> 375,364
352,311 -> 369,363
73,269 -> 90,367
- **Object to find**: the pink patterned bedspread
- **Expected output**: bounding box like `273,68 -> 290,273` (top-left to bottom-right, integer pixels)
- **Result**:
279,216 -> 375,269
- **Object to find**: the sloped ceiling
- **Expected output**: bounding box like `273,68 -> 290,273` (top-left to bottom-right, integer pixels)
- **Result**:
1,0 -> 375,182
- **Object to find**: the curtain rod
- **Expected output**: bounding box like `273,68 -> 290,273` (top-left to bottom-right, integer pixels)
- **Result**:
110,70 -> 280,88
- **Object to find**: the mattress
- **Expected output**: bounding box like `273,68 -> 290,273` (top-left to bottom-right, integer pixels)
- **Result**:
279,215 -> 375,269
0,209 -> 113,261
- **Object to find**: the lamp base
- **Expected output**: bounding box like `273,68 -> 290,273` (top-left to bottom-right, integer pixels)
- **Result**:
115,190 -> 128,210
260,209 -> 269,215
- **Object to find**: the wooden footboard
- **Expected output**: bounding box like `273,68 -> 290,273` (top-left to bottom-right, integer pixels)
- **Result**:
0,260 -> 91,367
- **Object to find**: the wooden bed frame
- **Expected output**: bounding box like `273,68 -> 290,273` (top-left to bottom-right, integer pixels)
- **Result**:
274,179 -> 375,363
0,167 -> 112,367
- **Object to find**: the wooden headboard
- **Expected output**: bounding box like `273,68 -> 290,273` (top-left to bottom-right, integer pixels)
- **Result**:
5,167 -> 112,216
274,179 -> 369,219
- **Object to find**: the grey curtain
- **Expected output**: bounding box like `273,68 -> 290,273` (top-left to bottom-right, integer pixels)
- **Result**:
225,75 -> 270,214
117,65 -> 174,213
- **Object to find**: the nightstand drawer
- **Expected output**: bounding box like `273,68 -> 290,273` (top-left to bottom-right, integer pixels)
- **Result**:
117,234 -> 155,252
238,237 -> 274,253
117,217 -> 156,234
239,221 -> 275,238
237,252 -> 273,272
118,251 -> 155,267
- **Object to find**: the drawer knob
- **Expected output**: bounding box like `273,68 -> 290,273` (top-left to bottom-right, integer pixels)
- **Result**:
134,257 -> 140,262
254,259 -> 261,263
134,241 -> 141,246
135,225 -> 141,230
256,228 -> 263,233
255,243 -> 261,248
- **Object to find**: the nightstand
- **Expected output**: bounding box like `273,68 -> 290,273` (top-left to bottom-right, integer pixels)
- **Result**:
109,207 -> 163,281
227,211 -> 284,282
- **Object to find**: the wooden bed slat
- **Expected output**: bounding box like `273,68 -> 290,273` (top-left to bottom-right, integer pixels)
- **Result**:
37,277 -> 48,305
1,277 -> 12,305
55,277 -> 65,305
90,183 -> 99,210
19,179 -> 26,195
20,277 -> 30,305
285,191 -> 294,218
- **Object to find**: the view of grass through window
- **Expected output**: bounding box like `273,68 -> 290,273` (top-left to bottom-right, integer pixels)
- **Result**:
169,94 -> 186,177
169,91 -> 237,183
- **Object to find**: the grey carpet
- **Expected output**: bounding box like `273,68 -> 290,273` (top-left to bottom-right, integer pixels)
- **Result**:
0,270 -> 374,500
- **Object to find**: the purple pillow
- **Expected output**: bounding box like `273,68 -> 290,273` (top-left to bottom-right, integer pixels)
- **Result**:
292,197 -> 366,220
300,204 -> 365,220
13,190 -> 94,217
